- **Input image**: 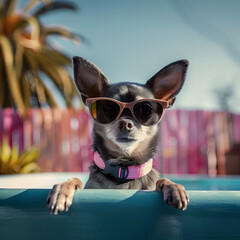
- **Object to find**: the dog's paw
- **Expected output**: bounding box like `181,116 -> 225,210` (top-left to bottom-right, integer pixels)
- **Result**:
156,178 -> 189,210
47,178 -> 82,215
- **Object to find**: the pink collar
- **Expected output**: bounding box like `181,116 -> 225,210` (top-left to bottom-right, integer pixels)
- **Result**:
93,152 -> 153,181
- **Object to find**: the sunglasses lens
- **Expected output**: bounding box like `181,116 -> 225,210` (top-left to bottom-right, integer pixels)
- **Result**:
90,100 -> 120,124
133,101 -> 163,125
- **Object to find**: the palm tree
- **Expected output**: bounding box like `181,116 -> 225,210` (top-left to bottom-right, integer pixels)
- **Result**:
0,0 -> 82,114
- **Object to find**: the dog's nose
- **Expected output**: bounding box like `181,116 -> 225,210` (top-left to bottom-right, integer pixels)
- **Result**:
118,119 -> 134,132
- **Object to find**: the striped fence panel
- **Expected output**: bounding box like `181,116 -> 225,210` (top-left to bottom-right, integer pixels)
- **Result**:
0,108 -> 239,175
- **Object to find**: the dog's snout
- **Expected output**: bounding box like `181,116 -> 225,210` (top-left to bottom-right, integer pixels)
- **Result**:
118,119 -> 134,132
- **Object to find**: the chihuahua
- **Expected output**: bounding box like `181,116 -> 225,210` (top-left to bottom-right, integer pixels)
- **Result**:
47,56 -> 189,215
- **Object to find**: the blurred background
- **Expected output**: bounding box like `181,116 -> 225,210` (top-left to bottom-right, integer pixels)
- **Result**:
0,0 -> 240,176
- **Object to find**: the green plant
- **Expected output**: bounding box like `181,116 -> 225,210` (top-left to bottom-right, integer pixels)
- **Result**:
0,138 -> 40,174
0,0 -> 81,114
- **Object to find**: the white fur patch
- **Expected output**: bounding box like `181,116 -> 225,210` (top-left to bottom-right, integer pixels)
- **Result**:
99,123 -> 158,156
118,85 -> 129,96
135,95 -> 144,100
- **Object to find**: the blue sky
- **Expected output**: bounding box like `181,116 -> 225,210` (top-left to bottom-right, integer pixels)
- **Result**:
20,0 -> 240,112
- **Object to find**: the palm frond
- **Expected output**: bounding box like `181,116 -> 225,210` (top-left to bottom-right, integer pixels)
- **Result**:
0,1 -> 5,18
33,1 -> 78,18
35,76 -> 47,106
15,41 -> 24,79
42,26 -> 81,44
34,48 -> 74,93
0,0 -> 82,112
1,0 -> 17,16
39,46 -> 72,65
21,74 -> 32,108
23,0 -> 51,14
24,49 -> 72,105
0,35 -> 25,113
13,16 -> 40,41
40,78 -> 58,107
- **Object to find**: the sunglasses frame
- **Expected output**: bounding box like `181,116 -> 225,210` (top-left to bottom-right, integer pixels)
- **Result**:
86,97 -> 169,126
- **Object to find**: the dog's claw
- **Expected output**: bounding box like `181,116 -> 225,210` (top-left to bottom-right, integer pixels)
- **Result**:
65,202 -> 69,212
54,206 -> 61,215
51,205 -> 55,211
177,202 -> 182,210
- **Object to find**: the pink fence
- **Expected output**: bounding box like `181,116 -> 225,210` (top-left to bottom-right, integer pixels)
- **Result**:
1,108 -> 239,175
158,110 -> 240,175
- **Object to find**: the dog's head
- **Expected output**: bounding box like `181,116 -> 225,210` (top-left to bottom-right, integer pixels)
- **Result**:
73,57 -> 188,161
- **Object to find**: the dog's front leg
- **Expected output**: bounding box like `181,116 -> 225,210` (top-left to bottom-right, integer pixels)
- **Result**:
156,178 -> 189,210
47,178 -> 83,215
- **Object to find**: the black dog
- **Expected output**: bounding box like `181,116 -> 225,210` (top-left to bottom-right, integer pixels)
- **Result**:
47,57 -> 189,215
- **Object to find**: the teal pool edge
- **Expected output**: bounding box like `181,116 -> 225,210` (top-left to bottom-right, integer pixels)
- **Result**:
0,188 -> 240,240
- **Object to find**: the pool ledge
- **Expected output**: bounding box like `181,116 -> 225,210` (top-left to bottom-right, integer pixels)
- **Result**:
0,189 -> 239,240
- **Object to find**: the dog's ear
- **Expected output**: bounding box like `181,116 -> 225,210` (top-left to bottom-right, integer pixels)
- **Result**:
146,60 -> 189,106
73,56 -> 109,103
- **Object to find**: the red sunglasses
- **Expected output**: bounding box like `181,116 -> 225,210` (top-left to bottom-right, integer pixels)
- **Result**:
86,97 -> 169,126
